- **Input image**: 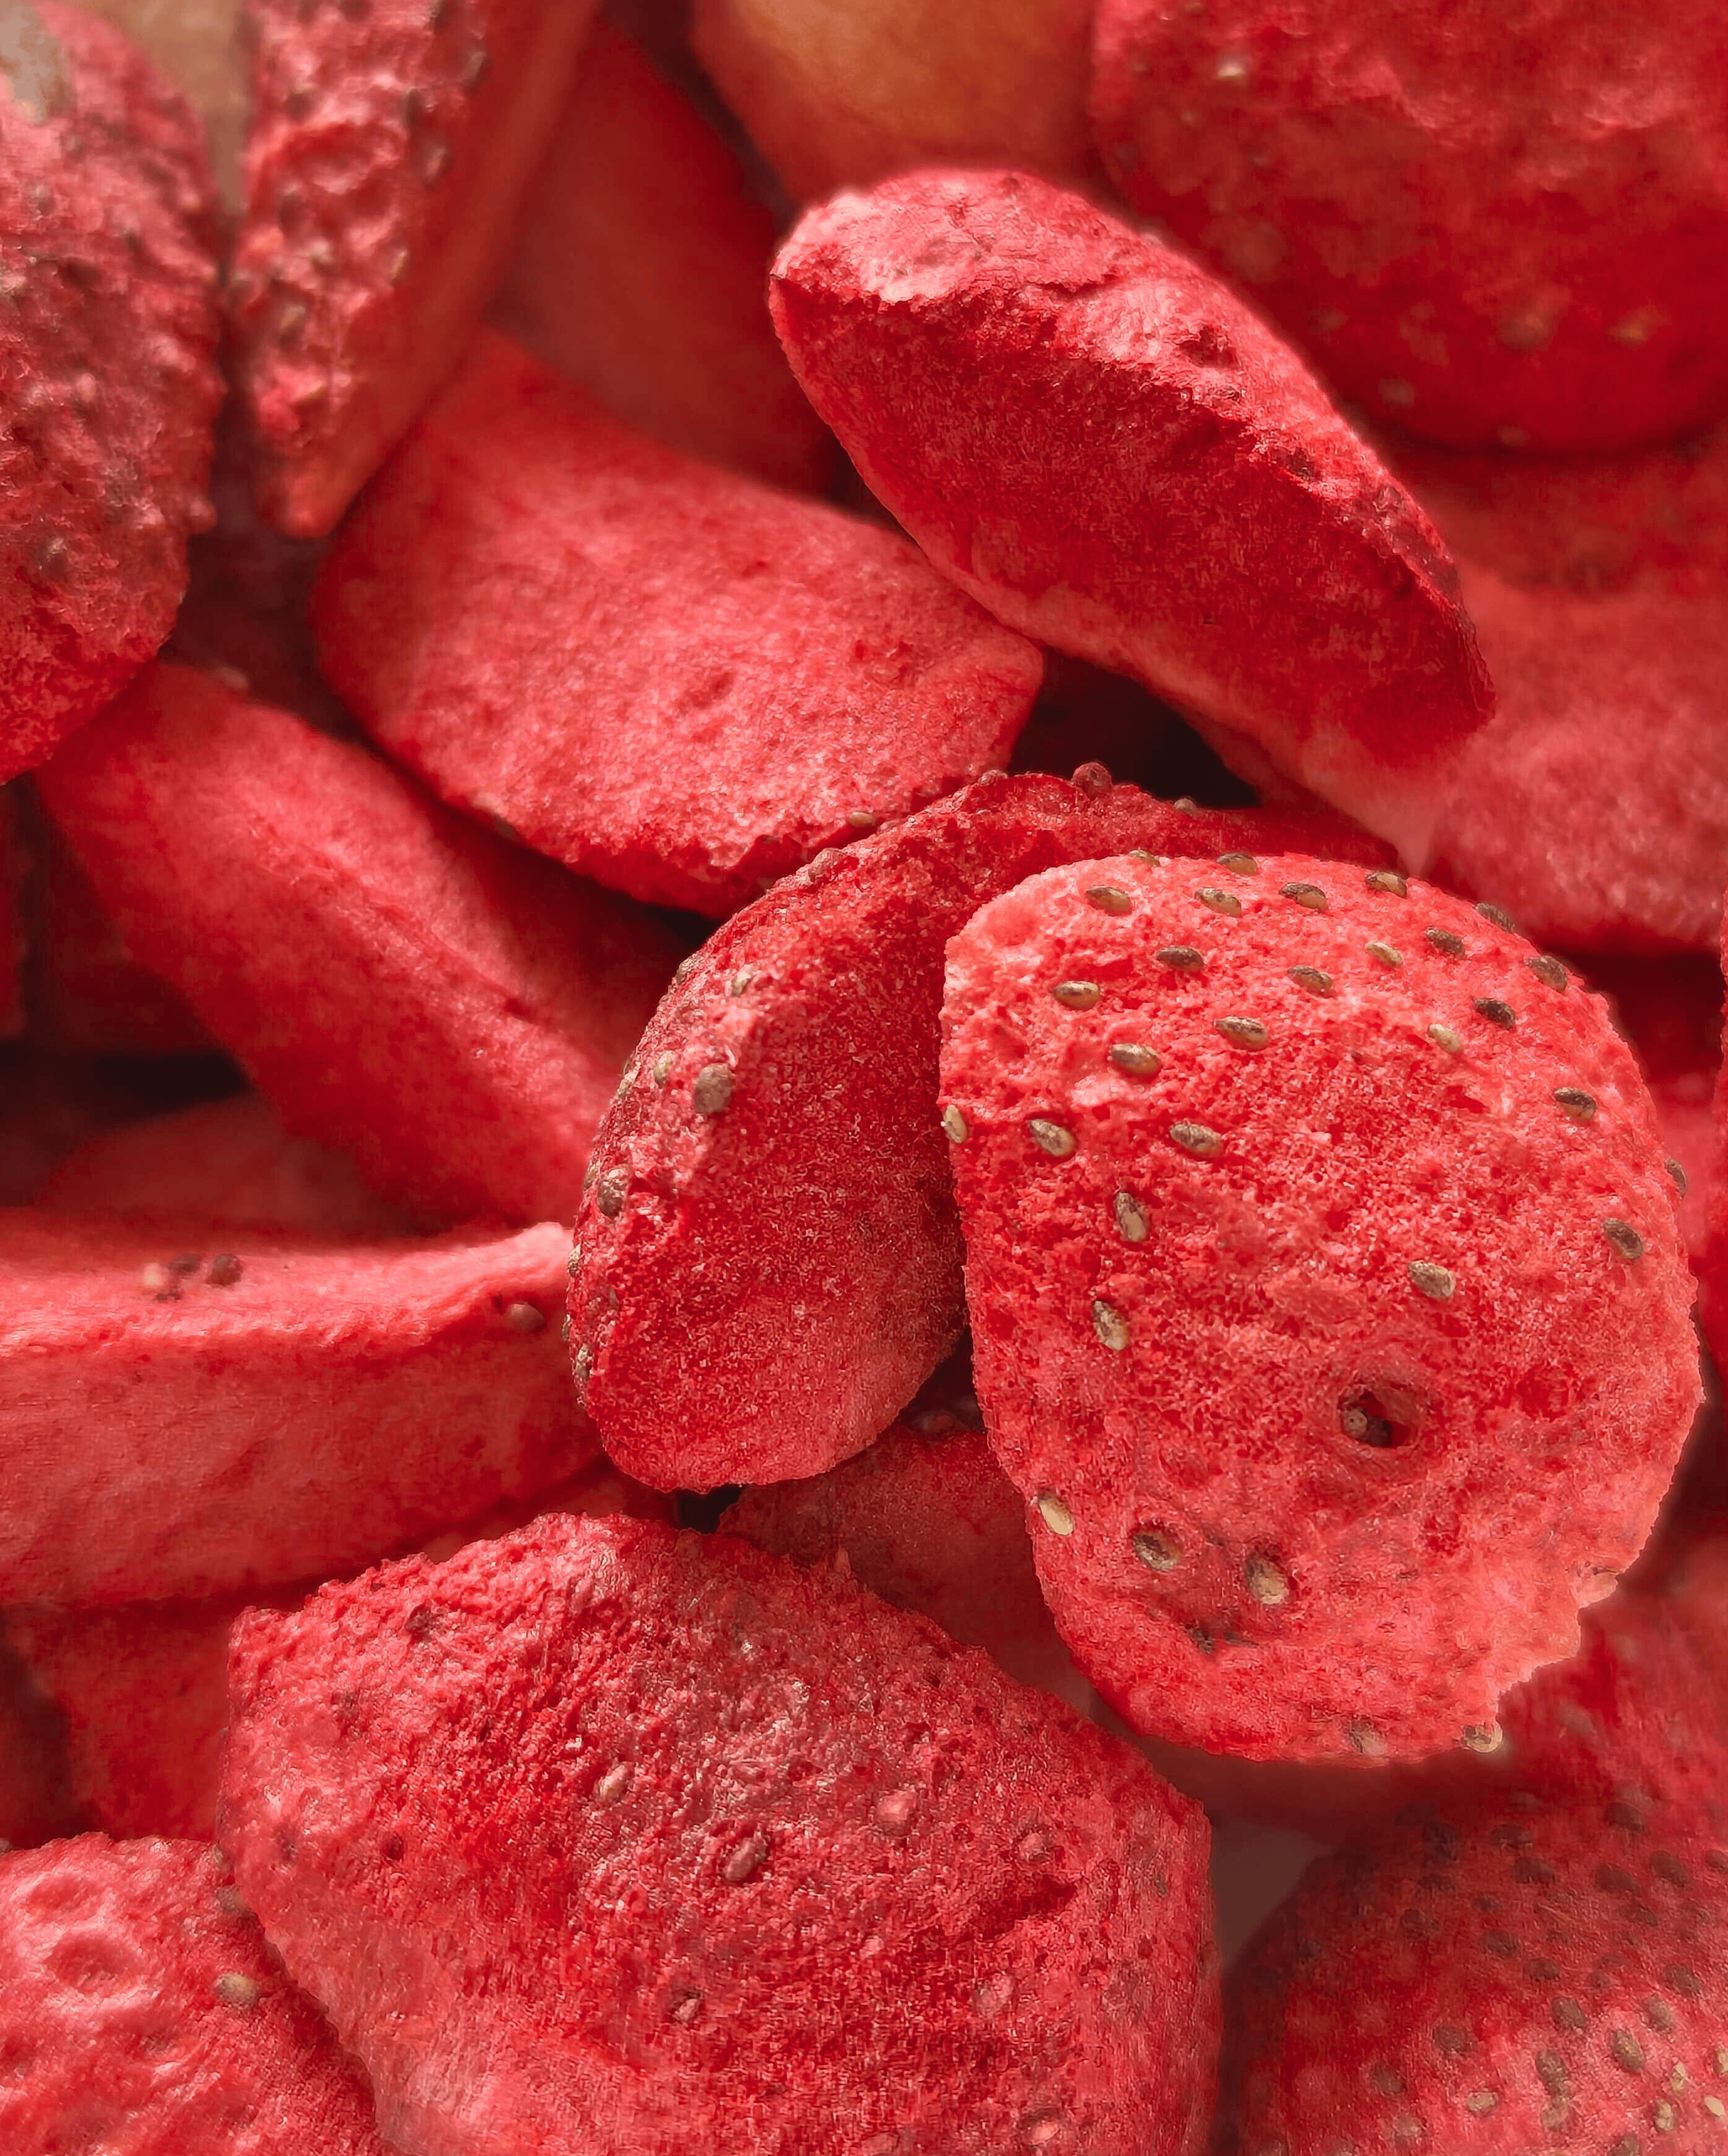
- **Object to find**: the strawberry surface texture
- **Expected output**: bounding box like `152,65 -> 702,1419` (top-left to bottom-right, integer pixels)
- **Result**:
221,1513 -> 1218,2156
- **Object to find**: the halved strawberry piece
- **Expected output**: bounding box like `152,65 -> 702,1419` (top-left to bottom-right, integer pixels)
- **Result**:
221,1513 -> 1217,2156
770,168 -> 1493,864
229,0 -> 594,537
942,850 -> 1699,1760
33,662 -> 686,1226
0,1835 -> 385,2150
0,2 -> 222,782
492,20 -> 834,495
1220,1783 -> 1728,2155
1092,0 -> 1728,454
569,772 -> 1392,1492
0,1210 -> 588,1605
312,329 -> 1042,916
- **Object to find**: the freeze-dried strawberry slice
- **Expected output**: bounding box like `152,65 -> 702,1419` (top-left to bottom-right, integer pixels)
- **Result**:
0,1835 -> 385,2151
1219,1785 -> 1728,2156
942,850 -> 1700,1760
1092,0 -> 1728,455
570,772 -> 1392,1491
493,22 -> 834,495
0,2 -> 222,783
221,1513 -> 1217,2156
0,1211 -> 589,1605
34,662 -> 686,1226
314,331 -> 1041,916
770,168 -> 1492,864
230,0 -> 593,537
6,1458 -> 671,1842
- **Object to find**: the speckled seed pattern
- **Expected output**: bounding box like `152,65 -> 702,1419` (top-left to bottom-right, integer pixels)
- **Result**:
939,850 -> 1699,1762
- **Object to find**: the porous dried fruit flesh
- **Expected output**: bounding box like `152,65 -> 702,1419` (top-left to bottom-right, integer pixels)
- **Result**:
230,0 -> 595,536
0,1210 -> 589,1605
942,850 -> 1699,1759
314,329 -> 1042,916
33,662 -> 686,1226
770,168 -> 1492,865
691,0 -> 1098,200
0,1835 -> 385,2151
0,2 -> 222,782
221,1513 -> 1218,2156
492,21 -> 834,494
569,772 -> 1392,1491
1092,0 -> 1728,454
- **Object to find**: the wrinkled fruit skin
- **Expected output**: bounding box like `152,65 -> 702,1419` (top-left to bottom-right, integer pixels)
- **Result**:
1092,0 -> 1728,454
222,1513 -> 1219,2156
942,851 -> 1700,1759
770,167 -> 1492,865
0,1 -> 222,782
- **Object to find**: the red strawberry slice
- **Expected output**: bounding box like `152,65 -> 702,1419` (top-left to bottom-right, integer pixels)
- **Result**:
569,771 -> 1392,1492
769,168 -> 1492,864
941,849 -> 1700,1760
221,1512 -> 1217,2156
0,1210 -> 588,1605
6,1457 -> 672,1843
1092,0 -> 1728,456
1219,1783 -> 1728,2156
229,0 -> 593,537
312,329 -> 1042,917
33,662 -> 687,1227
492,21 -> 835,495
0,1835 -> 385,2151
0,2 -> 222,783
36,1091 -> 416,1237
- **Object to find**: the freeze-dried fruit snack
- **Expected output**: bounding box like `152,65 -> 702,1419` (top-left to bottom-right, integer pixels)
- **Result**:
0,1835 -> 385,2152
570,772 -> 1391,1491
1219,1786 -> 1728,2156
942,851 -> 1699,1760
221,1513 -> 1217,2156
0,2 -> 222,783
230,0 -> 593,536
314,331 -> 1041,916
493,22 -> 833,494
34,663 -> 686,1226
771,170 -> 1492,865
37,1091 -> 415,1237
0,1211 -> 588,1605
7,1456 -> 671,1841
691,0 -> 1098,200
1092,0 -> 1728,454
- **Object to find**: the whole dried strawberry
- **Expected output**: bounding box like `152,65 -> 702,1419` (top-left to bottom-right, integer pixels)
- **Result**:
0,2 -> 222,782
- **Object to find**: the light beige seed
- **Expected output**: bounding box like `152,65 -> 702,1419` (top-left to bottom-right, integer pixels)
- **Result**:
1462,2091 -> 1499,2116
1526,954 -> 1569,991
1109,1042 -> 1162,1076
1474,997 -> 1517,1028
1217,851 -> 1259,874
941,1105 -> 969,1144
1114,1190 -> 1150,1243
1197,887 -> 1241,916
1554,1086 -> 1597,1121
723,1833 -> 769,1885
692,1063 -> 733,1115
1093,1300 -> 1131,1352
1085,885 -> 1133,915
1704,2097 -> 1725,2120
1461,1723 -> 1504,1755
845,809 -> 878,830
1245,1555 -> 1289,1606
594,1762 -> 631,1804
1426,928 -> 1466,958
1602,1218 -> 1646,1260
137,1263 -> 177,1297
1052,980 -> 1101,1009
573,1344 -> 593,1387
1409,1260 -> 1456,1301
728,969 -> 754,997
1612,2031 -> 1646,2073
207,1254 -> 243,1288
1216,1016 -> 1269,1049
1348,1721 -> 1386,1757
652,1051 -> 674,1086
1029,1118 -> 1077,1158
505,1301 -> 545,1334
674,953 -> 702,983
1289,965 -> 1333,995
1477,901 -> 1519,933
1037,1490 -> 1075,1535
1428,1024 -> 1463,1052
1281,881 -> 1327,910
595,1169 -> 628,1218
1170,1122 -> 1222,1158
1366,870 -> 1408,897
1132,1528 -> 1181,1572
1366,940 -> 1402,967
1155,944 -> 1205,971
1127,849 -> 1166,866
213,1972 -> 259,2010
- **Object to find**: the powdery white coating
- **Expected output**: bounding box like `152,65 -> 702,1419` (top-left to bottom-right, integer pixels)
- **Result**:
0,1835 -> 385,2152
942,851 -> 1700,1760
0,1210 -> 591,1605
221,1513 -> 1218,2156
769,168 -> 1492,864
691,0 -> 1098,201
0,2 -> 222,782
1093,0 -> 1728,454
33,662 -> 686,1227
314,329 -> 1042,917
492,21 -> 834,495
230,0 -> 594,536
569,772 -> 1392,1492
